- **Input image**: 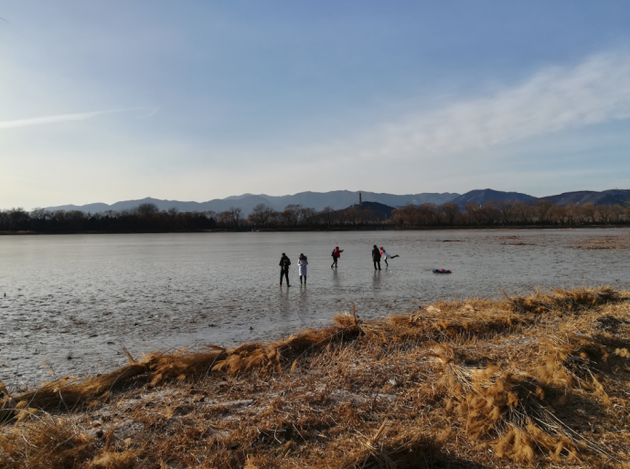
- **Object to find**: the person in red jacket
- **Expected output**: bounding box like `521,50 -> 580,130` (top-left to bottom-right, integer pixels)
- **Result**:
330,246 -> 343,268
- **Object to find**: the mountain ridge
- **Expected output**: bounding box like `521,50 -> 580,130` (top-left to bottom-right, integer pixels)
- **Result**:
541,189 -> 630,207
42,188 -> 630,216
44,191 -> 458,215
450,189 -> 537,208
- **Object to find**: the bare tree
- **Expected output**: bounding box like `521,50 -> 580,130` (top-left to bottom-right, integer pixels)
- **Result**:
440,203 -> 460,225
299,207 -> 319,227
320,206 -> 335,228
418,203 -> 442,225
30,208 -> 52,231
464,202 -> 483,225
343,207 -> 361,225
6,208 -> 30,231
248,203 -> 276,228
534,200 -> 554,225
595,204 -> 620,224
136,203 -> 160,216
549,205 -> 567,225
228,207 -> 242,228
495,200 -> 515,225
476,202 -> 500,225
391,205 -> 415,227
513,201 -> 534,224
280,204 -> 301,227
563,204 -> 580,225
580,203 -> 596,224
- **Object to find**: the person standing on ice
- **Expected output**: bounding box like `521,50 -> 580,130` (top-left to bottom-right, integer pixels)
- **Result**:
331,246 -> 343,268
279,253 -> 291,287
372,245 -> 382,271
298,253 -> 308,285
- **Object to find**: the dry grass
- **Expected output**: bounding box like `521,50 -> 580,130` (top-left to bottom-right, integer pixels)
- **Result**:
1,286 -> 629,468
573,236 -> 628,250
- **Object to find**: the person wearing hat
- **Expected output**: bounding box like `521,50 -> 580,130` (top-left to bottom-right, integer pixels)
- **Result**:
279,253 -> 291,287
372,245 -> 381,271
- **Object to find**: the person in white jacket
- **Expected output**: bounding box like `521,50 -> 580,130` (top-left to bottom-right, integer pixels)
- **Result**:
380,247 -> 399,267
298,253 -> 308,285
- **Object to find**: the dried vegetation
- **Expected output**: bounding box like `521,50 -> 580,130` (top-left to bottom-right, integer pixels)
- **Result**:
573,236 -> 628,250
1,287 -> 630,468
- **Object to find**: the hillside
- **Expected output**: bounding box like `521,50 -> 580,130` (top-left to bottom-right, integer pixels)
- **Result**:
542,189 -> 630,207
346,201 -> 395,219
450,189 -> 537,208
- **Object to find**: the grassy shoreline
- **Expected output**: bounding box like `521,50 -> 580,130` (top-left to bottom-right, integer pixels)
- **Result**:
2,286 -> 630,468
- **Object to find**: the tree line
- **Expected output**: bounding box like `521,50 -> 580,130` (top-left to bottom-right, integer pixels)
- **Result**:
1,200 -> 629,233
0,203 -> 217,233
0,202 -> 384,233
390,200 -> 630,227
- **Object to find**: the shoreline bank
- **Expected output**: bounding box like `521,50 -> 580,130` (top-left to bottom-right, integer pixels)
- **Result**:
2,286 -> 629,468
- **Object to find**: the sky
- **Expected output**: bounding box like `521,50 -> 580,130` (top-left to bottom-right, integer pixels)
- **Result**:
2,1 -> 630,210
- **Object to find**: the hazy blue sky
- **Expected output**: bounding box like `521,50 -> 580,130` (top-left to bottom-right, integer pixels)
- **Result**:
2,1 -> 630,209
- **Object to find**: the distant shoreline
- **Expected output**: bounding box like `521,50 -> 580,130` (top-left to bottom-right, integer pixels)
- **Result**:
1,224 -> 628,236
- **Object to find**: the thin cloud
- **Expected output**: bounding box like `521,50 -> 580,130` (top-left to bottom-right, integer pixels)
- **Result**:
137,107 -> 160,119
349,50 -> 630,161
255,50 -> 630,196
0,108 -> 148,130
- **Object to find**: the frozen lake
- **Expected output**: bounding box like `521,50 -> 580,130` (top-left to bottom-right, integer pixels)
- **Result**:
1,228 -> 628,388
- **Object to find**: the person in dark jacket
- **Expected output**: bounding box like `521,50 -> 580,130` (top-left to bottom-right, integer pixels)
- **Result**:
279,253 -> 291,287
372,245 -> 381,270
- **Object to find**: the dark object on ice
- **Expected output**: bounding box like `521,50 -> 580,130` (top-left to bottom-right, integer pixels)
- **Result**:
433,269 -> 452,274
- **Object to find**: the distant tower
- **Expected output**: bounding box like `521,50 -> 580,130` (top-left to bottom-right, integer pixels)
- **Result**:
359,192 -> 362,204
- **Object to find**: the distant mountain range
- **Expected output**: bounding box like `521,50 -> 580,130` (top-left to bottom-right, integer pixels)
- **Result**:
44,188 -> 630,215
44,191 -> 458,215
